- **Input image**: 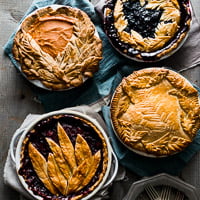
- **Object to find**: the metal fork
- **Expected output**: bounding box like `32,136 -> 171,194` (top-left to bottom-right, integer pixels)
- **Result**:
160,185 -> 171,200
144,184 -> 161,200
175,191 -> 185,200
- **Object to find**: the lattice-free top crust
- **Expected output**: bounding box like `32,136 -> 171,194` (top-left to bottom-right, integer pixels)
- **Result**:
111,68 -> 200,157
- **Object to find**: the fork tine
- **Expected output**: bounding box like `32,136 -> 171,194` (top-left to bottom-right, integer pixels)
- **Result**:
175,191 -> 185,200
161,185 -> 171,200
145,184 -> 160,200
175,191 -> 180,200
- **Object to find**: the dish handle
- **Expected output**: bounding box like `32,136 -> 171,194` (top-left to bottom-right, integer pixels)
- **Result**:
102,149 -> 119,189
10,128 -> 25,163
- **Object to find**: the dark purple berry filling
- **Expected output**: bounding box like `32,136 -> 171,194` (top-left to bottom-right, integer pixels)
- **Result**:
19,114 -> 104,200
104,0 -> 191,61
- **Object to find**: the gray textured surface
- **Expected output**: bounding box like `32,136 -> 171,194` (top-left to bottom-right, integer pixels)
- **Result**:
0,0 -> 200,200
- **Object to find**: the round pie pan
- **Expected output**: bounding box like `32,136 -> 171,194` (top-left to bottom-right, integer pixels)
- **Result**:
12,5 -> 101,91
10,110 -> 118,200
103,0 -> 192,62
110,67 -> 200,158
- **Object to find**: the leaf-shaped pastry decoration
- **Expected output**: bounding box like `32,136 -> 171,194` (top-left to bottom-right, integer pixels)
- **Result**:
68,150 -> 101,193
67,157 -> 91,193
29,124 -> 102,196
75,134 -> 92,165
57,122 -> 77,171
122,130 -> 148,143
47,153 -> 68,195
46,138 -> 71,179
28,143 -> 58,195
168,136 -> 191,151
144,133 -> 170,155
77,150 -> 101,191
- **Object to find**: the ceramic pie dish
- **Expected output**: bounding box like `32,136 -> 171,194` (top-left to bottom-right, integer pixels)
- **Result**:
104,0 -> 192,62
10,110 -> 118,200
124,173 -> 199,200
110,67 -> 200,157
12,5 -> 102,90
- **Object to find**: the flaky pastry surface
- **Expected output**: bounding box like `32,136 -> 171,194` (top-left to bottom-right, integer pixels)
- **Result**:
111,68 -> 200,156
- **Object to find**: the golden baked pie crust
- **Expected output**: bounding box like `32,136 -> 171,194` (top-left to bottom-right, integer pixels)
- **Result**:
13,6 -> 102,90
111,68 -> 200,156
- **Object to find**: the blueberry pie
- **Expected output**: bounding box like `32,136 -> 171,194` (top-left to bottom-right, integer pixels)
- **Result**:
12,5 -> 102,90
110,68 -> 200,157
104,0 -> 191,61
19,114 -> 108,199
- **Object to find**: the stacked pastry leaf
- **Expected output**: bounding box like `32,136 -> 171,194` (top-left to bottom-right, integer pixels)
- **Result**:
28,123 -> 101,195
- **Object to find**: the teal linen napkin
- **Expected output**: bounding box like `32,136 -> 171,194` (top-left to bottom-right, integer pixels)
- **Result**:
101,87 -> 200,177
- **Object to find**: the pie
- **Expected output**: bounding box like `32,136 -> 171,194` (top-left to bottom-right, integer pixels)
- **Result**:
104,0 -> 191,61
18,114 -> 108,200
12,5 -> 102,90
110,68 -> 200,157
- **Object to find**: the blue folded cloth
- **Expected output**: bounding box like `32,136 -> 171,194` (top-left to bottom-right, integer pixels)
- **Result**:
4,0 -> 200,177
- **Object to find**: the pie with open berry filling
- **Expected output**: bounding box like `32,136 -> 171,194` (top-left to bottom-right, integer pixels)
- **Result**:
110,68 -> 200,157
18,114 -> 108,200
104,0 -> 191,61
12,5 -> 102,90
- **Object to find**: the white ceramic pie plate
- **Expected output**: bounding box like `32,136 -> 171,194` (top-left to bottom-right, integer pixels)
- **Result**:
14,5 -> 101,91
103,1 -> 192,62
10,110 -> 118,200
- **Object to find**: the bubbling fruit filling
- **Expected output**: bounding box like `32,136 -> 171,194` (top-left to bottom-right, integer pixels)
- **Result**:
18,114 -> 108,200
104,0 -> 191,61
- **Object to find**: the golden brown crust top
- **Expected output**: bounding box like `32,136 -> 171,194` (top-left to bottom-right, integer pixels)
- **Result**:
13,6 -> 102,90
111,68 -> 200,156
